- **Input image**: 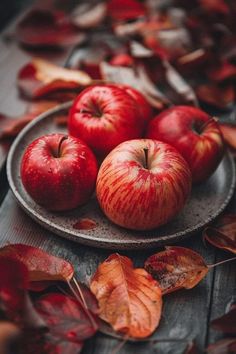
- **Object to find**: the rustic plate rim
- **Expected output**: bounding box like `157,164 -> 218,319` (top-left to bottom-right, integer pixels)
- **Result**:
6,102 -> 236,249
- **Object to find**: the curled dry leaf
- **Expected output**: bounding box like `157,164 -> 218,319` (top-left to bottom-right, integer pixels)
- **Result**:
145,246 -> 209,294
0,101 -> 59,140
90,253 -> 162,339
196,84 -> 234,109
211,303 -> 236,334
35,293 -> 98,341
219,123 -> 236,151
203,227 -> 236,254
16,9 -> 86,47
0,244 -> 74,283
18,58 -> 92,99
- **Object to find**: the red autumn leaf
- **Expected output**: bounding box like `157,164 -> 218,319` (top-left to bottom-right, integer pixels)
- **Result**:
18,58 -> 92,99
0,244 -> 74,283
16,9 -> 86,47
90,253 -> 162,339
107,0 -> 146,21
145,246 -> 209,294
211,303 -> 236,334
219,123 -> 236,151
196,84 -> 234,109
0,101 -> 59,140
208,61 -> 236,82
35,293 -> 98,342
73,218 -> 97,230
206,338 -> 236,354
71,2 -> 107,29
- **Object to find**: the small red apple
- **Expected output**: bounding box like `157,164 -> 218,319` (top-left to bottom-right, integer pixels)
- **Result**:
146,106 -> 224,183
107,83 -> 153,127
96,139 -> 191,230
21,133 -> 98,211
68,85 -> 143,158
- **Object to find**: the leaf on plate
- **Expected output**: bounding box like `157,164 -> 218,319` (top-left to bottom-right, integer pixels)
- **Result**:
208,61 -> 236,82
196,84 -> 234,109
73,218 -> 97,230
0,101 -> 59,140
206,338 -> 236,354
71,2 -> 107,29
35,293 -> 98,342
144,246 -> 209,294
211,303 -> 236,334
18,58 -> 92,99
0,244 -> 74,283
90,253 -> 162,338
219,123 -> 236,151
107,0 -> 146,21
16,9 -> 86,47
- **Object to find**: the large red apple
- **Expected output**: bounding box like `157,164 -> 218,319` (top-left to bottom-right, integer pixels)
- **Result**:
107,83 -> 153,127
146,106 -> 224,183
96,139 -> 191,230
21,133 -> 98,211
68,85 -> 144,158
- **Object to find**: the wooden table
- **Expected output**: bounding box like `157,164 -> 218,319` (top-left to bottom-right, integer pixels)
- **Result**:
0,3 -> 235,354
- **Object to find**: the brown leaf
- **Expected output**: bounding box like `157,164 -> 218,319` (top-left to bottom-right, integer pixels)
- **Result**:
0,101 -> 59,140
206,338 -> 236,354
0,244 -> 74,283
18,58 -> 92,99
144,246 -> 209,294
219,123 -> 236,151
90,253 -> 162,338
211,303 -> 236,334
16,9 -> 86,48
196,84 -> 234,109
203,227 -> 236,254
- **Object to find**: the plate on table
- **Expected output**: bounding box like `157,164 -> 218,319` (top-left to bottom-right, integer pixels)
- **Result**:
7,102 -> 236,250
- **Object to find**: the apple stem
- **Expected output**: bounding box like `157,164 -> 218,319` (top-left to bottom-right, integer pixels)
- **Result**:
143,148 -> 149,169
57,135 -> 68,157
199,117 -> 218,133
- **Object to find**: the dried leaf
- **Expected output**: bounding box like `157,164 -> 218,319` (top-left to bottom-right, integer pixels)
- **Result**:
90,253 -> 162,338
35,293 -> 98,341
0,244 -> 74,283
0,101 -> 59,140
107,0 -> 146,21
219,123 -> 236,150
16,9 -> 86,47
206,338 -> 236,354
71,2 -> 107,29
203,227 -> 236,254
73,218 -> 97,230
145,246 -> 209,294
211,303 -> 236,334
196,84 -> 234,109
18,58 -> 92,99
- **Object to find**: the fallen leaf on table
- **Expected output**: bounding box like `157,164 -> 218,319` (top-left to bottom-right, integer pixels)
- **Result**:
0,244 -> 74,284
107,0 -> 146,21
0,101 -> 59,140
211,303 -> 236,334
206,338 -> 236,354
18,58 -> 92,99
219,123 -> 236,151
71,2 -> 107,29
16,9 -> 86,47
144,246 -> 209,294
90,253 -> 162,339
196,84 -> 234,109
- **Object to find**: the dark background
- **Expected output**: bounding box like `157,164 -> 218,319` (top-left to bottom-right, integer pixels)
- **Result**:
0,0 -> 33,30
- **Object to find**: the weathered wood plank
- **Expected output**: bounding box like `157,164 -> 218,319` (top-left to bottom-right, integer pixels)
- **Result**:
0,191 -> 217,353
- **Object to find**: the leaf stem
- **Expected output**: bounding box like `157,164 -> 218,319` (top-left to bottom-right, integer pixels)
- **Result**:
208,256 -> 236,268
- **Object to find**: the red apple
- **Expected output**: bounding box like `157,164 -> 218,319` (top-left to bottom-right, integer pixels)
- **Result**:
146,106 -> 224,183
21,133 -> 98,211
107,83 -> 153,127
68,85 -> 143,158
96,139 -> 191,230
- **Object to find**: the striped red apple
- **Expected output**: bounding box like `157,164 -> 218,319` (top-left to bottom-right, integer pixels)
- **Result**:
96,139 -> 192,230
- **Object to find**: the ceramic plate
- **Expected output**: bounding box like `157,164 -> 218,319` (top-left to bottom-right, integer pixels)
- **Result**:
7,102 -> 236,249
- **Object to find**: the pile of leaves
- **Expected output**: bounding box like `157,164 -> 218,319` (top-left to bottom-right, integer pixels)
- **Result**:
1,0 -> 236,147
0,211 -> 235,353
